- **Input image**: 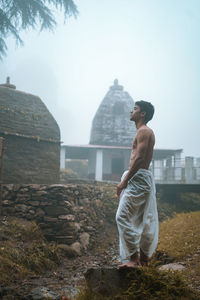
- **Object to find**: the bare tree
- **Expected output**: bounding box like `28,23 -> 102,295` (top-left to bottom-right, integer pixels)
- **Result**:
0,0 -> 78,59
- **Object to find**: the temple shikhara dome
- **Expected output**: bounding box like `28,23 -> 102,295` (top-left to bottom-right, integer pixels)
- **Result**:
90,79 -> 136,146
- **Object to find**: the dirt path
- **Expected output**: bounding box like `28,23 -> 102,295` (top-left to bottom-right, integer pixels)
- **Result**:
0,240 -> 119,299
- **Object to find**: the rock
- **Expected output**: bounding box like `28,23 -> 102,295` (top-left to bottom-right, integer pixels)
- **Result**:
58,214 -> 75,221
26,286 -> 59,300
64,200 -> 72,207
39,201 -> 51,206
3,184 -> 14,191
84,267 -> 143,297
29,201 -> 40,206
55,236 -> 75,244
71,242 -> 81,256
159,263 -> 186,271
79,198 -> 89,205
2,200 -> 11,206
95,199 -> 102,208
99,219 -> 104,226
58,244 -> 80,258
31,184 -> 43,190
48,184 -> 65,189
34,190 -> 48,196
85,226 -> 95,232
74,222 -> 81,232
80,232 -> 90,250
16,194 -> 31,201
43,216 -> 58,222
35,208 -> 45,217
44,206 -> 68,216
15,204 -> 28,212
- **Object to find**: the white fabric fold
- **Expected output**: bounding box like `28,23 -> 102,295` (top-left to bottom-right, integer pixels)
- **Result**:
116,168 -> 159,262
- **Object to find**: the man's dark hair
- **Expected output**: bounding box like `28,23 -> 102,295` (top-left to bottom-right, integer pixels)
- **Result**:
135,100 -> 155,123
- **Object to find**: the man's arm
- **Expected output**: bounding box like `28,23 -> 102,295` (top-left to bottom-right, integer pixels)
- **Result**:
117,129 -> 151,197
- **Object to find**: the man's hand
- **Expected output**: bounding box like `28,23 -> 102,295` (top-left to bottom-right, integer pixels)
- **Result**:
117,181 -> 127,198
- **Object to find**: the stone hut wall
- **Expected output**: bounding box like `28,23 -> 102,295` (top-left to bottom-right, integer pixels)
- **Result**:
1,135 -> 60,184
0,183 -> 109,253
0,84 -> 61,184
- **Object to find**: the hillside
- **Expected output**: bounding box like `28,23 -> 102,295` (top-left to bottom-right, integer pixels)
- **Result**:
0,183 -> 200,299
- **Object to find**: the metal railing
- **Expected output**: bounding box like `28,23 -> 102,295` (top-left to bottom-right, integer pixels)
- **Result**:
152,166 -> 200,184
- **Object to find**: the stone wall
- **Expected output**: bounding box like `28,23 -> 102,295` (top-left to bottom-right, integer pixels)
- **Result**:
0,183 -> 107,255
1,135 -> 60,184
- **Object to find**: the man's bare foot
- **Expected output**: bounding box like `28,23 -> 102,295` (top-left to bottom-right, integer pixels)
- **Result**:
119,260 -> 141,268
118,252 -> 141,268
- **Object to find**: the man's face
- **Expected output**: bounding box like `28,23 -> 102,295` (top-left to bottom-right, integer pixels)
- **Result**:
130,105 -> 142,122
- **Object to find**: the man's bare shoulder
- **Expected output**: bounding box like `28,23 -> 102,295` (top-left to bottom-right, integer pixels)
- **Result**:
137,126 -> 154,137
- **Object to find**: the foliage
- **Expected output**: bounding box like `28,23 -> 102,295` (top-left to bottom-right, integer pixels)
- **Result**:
156,192 -> 200,221
0,0 -> 78,59
66,159 -> 88,179
61,167 -> 79,179
0,218 -> 61,286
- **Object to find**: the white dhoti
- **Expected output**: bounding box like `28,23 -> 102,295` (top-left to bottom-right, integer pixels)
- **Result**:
116,168 -> 158,262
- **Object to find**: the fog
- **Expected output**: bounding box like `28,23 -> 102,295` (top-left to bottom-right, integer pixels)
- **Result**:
1,0 -> 200,157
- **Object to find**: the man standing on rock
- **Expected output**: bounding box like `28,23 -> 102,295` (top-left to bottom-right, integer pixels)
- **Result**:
116,100 -> 158,267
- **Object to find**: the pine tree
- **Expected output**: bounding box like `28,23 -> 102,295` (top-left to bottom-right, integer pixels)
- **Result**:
0,0 -> 78,59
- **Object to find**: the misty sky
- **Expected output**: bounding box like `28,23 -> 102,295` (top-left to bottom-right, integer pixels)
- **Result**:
1,0 -> 200,157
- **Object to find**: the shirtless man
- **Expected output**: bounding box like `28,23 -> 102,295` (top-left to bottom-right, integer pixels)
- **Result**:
116,100 -> 158,267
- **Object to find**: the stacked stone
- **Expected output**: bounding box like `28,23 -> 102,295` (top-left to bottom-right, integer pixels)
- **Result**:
0,184 -> 106,255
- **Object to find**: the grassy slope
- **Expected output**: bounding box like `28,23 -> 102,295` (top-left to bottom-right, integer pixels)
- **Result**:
0,184 -> 200,299
157,211 -> 200,290
0,218 -> 60,286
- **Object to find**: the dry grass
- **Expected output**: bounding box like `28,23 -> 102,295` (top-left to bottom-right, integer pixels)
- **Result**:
0,218 -> 61,286
158,211 -> 200,259
157,211 -> 200,290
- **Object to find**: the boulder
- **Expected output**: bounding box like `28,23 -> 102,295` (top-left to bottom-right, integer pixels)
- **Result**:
26,286 -> 59,300
58,244 -> 80,258
80,232 -> 90,250
84,267 -> 141,297
71,242 -> 81,256
159,263 -> 185,271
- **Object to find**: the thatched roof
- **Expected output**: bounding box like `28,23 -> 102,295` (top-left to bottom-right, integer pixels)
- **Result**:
0,81 -> 60,143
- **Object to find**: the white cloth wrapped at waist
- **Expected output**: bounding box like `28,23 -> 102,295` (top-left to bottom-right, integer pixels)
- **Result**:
116,168 -> 159,262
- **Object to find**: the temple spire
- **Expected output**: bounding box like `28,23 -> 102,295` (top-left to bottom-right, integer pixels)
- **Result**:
110,78 -> 123,91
